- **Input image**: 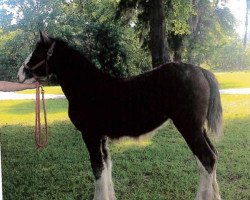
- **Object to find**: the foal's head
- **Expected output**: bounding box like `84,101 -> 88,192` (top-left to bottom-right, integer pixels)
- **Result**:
17,31 -> 55,83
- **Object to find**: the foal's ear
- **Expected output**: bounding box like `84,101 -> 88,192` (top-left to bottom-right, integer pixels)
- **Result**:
39,30 -> 51,45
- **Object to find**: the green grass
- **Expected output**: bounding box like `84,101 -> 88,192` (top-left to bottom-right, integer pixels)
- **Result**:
15,86 -> 63,95
215,70 -> 250,89
0,94 -> 249,200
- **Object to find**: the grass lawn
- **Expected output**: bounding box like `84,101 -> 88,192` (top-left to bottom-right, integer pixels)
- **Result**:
0,92 -> 249,199
15,86 -> 63,95
215,70 -> 250,89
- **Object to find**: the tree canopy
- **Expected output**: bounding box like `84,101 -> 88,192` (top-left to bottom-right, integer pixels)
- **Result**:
0,0 -> 249,81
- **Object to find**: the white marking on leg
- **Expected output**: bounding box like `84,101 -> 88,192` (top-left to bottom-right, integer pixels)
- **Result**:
195,156 -> 214,200
106,159 -> 116,200
211,164 -> 221,200
94,165 -> 109,200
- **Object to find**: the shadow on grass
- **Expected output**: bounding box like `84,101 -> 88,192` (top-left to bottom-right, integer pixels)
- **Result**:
1,115 -> 249,200
0,99 -> 68,115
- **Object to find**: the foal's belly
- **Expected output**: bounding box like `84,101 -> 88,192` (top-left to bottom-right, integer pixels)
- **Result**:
107,112 -> 169,138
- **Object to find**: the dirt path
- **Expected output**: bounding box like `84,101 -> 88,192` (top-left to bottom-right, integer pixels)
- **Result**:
219,88 -> 250,94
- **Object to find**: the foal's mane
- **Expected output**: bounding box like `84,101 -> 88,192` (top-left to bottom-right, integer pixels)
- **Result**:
52,38 -> 117,82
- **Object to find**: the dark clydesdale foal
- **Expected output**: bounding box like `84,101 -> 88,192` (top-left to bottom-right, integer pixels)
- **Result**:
18,31 -> 222,200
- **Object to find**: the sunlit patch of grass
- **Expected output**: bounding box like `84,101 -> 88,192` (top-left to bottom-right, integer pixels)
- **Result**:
16,86 -> 63,95
215,71 -> 250,89
0,99 -> 69,126
221,94 -> 250,120
112,137 -> 152,153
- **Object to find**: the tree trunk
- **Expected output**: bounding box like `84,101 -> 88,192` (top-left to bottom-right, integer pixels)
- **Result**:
190,0 -> 200,33
168,32 -> 184,62
244,3 -> 249,49
187,0 -> 200,64
149,0 -> 169,67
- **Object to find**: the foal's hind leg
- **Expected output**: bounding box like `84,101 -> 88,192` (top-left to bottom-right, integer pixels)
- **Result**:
173,121 -> 221,200
195,155 -> 221,200
202,130 -> 221,200
102,137 -> 116,200
82,134 -> 109,200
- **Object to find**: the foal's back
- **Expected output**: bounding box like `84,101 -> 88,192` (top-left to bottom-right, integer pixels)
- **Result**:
80,62 -> 210,138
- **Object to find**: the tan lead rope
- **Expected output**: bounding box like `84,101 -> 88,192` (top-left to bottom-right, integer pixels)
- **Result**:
35,82 -> 48,148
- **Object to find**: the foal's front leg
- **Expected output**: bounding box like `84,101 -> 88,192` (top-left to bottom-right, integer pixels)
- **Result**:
102,137 -> 116,200
82,135 -> 109,200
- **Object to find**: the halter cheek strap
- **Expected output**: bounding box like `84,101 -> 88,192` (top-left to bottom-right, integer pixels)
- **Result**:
23,42 -> 56,72
23,60 -> 45,71
47,42 -> 56,59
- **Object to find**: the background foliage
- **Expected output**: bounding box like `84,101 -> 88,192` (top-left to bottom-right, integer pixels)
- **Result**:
0,0 -> 249,81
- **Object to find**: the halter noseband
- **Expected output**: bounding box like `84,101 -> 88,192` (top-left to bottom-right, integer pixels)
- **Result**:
23,42 -> 56,75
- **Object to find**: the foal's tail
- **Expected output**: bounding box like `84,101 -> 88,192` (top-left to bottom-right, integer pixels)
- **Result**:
202,69 -> 223,136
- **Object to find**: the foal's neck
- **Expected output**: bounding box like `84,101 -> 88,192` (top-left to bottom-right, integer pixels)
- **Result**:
53,43 -> 114,98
